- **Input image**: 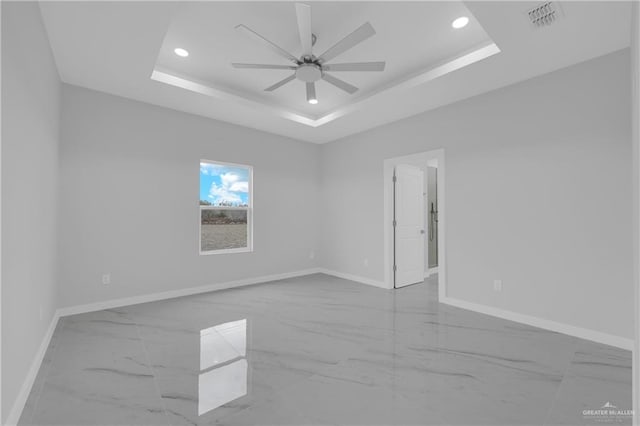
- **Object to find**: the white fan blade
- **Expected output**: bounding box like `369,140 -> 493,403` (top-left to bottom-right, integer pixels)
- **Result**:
306,82 -> 317,103
232,63 -> 297,70
322,73 -> 358,94
318,22 -> 376,64
265,74 -> 296,91
323,61 -> 385,72
236,24 -> 299,64
296,3 -> 313,57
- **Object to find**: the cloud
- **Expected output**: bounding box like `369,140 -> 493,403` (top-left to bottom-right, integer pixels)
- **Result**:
201,163 -> 237,176
200,163 -> 219,176
220,172 -> 239,186
207,171 -> 249,205
208,182 -> 243,204
229,181 -> 248,192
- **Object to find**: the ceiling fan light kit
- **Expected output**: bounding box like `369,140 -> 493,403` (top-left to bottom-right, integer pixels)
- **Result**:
296,63 -> 322,83
306,83 -> 318,104
232,3 -> 386,105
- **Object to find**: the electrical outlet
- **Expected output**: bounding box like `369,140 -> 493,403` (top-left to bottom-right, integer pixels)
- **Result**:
364,258 -> 369,267
102,273 -> 111,285
493,279 -> 503,292
309,251 -> 315,260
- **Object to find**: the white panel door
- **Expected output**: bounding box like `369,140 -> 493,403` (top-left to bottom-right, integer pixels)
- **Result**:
394,165 -> 425,288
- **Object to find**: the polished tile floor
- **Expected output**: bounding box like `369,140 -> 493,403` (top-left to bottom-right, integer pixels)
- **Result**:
19,274 -> 632,425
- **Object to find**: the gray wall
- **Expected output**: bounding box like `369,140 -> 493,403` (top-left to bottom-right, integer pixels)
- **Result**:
1,2 -> 61,423
320,49 -> 633,339
631,0 -> 639,418
58,85 -> 320,308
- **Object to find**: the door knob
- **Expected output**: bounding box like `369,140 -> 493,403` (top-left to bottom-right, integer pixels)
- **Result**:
420,229 -> 425,234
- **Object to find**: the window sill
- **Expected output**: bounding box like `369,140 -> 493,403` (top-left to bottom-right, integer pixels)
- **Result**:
200,247 -> 253,256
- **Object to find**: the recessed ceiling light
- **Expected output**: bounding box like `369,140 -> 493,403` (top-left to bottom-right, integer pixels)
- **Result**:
308,98 -> 318,105
174,48 -> 189,58
452,16 -> 469,29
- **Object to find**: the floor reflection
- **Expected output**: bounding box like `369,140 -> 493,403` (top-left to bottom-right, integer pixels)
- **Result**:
198,319 -> 248,415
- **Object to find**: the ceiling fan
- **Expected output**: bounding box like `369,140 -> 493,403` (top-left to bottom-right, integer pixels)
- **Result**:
232,3 -> 385,104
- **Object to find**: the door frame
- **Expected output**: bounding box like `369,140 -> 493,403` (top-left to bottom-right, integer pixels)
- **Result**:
383,149 -> 446,299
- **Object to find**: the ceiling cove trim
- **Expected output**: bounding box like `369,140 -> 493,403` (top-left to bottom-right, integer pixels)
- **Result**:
150,69 -> 318,126
150,42 -> 501,128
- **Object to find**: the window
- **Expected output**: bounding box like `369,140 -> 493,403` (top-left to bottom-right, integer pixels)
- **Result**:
200,161 -> 252,254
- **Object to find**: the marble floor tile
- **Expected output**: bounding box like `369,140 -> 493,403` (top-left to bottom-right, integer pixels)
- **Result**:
272,370 -> 450,425
544,342 -> 633,425
18,274 -> 632,426
23,312 -> 171,425
18,319 -> 66,425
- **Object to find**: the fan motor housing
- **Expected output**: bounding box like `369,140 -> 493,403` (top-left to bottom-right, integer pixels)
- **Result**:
296,63 -> 322,82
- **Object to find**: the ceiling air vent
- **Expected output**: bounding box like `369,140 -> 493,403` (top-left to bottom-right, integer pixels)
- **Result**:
526,2 -> 563,29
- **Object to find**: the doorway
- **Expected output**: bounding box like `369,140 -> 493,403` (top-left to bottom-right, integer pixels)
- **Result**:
383,150 -> 446,297
426,161 -> 439,274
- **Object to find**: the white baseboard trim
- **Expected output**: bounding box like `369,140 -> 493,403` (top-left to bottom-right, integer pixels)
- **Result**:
440,295 -> 634,351
5,312 -> 61,426
6,268 -> 324,425
319,268 -> 388,289
424,268 -> 439,278
58,268 -> 322,317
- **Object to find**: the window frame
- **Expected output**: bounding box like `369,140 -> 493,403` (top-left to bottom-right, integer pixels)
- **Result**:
199,159 -> 253,255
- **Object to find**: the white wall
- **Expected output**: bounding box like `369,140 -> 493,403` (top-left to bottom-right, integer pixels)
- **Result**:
320,49 -> 633,340
630,0 -> 639,421
1,2 -> 61,423
58,85 -> 320,308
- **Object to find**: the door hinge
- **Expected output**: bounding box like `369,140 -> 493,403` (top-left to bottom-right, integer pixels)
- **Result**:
392,175 -> 397,183
393,220 -> 397,227
393,265 -> 397,272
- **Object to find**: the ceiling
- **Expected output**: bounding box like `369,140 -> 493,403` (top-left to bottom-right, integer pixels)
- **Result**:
154,2 -> 493,119
39,1 -> 632,144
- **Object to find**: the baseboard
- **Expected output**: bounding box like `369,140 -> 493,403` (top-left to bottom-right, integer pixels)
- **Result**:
58,268 -> 323,317
319,268 -> 388,289
5,312 -> 61,426
424,267 -> 439,278
6,268 -> 323,425
440,296 -> 634,351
